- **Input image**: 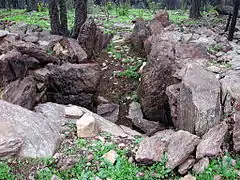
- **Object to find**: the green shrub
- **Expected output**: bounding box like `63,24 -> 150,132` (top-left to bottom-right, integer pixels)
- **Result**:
0,162 -> 15,180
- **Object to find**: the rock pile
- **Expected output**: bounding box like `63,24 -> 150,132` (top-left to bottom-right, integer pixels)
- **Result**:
0,19 -> 112,110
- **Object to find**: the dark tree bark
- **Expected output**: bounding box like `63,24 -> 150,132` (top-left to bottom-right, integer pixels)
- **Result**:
72,0 -> 88,38
26,0 -> 36,11
189,0 -> 201,19
228,0 -> 240,41
59,0 -> 69,36
49,0 -> 62,35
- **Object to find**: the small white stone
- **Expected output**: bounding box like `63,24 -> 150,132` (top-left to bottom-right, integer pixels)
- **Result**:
76,114 -> 99,138
102,150 -> 118,164
65,106 -> 83,119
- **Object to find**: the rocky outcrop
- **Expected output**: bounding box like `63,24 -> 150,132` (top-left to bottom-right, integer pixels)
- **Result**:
196,122 -> 228,159
0,100 -> 61,158
233,111 -> 240,152
46,63 -> 101,109
177,63 -> 221,136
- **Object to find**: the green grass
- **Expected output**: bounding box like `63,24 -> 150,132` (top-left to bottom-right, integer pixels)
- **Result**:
196,155 -> 240,180
0,134 -> 174,180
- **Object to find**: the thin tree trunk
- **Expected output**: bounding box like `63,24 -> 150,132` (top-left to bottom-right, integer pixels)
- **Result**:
228,0 -> 240,41
59,0 -> 69,36
72,0 -> 88,38
49,0 -> 62,35
189,0 -> 201,19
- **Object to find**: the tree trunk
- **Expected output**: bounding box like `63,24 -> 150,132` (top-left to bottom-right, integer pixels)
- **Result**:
59,0 -> 69,36
49,0 -> 62,35
72,0 -> 88,38
189,0 -> 201,19
228,0 -> 240,41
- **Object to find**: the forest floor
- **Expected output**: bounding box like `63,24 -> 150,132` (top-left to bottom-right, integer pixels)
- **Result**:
1,6 -> 240,180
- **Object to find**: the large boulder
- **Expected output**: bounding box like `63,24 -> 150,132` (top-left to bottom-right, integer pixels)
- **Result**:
0,100 -> 61,158
35,103 -> 129,138
46,63 -> 101,109
177,63 -> 221,136
138,41 -> 179,123
2,76 -> 38,110
77,18 -> 113,58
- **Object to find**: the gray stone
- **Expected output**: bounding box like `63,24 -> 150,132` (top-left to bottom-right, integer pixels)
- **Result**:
97,103 -> 119,123
127,102 -> 163,135
220,70 -> 240,115
233,112 -> 240,152
65,106 -> 83,119
178,156 -> 196,175
166,130 -> 200,170
35,103 -> 128,138
135,136 -> 167,165
192,157 -> 209,174
102,150 -> 118,164
0,136 -> 23,158
120,125 -> 143,137
0,30 -> 9,38
178,63 -> 221,136
0,100 -> 61,158
196,122 -> 228,159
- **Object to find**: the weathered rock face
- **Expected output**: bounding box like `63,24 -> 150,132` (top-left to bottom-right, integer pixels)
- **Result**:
220,70 -> 240,115
2,76 -> 38,110
0,100 -> 61,158
135,136 -> 167,165
77,18 -> 113,58
139,40 -> 179,123
233,111 -> 240,152
192,157 -> 209,174
127,102 -> 163,135
196,122 -> 228,159
166,130 -> 200,170
130,18 -> 150,55
178,63 -> 221,136
49,38 -> 87,63
46,63 -> 101,109
0,137 -> 23,158
35,103 -> 129,138
97,103 -> 119,123
153,10 -> 171,28
178,156 -> 196,175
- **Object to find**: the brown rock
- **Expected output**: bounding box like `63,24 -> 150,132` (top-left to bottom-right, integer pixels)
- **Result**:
14,41 -> 59,64
192,157 -> 209,174
166,130 -> 200,170
51,38 -> 87,63
46,63 -> 101,109
154,10 -> 170,27
0,137 -> 23,157
2,76 -> 38,110
130,18 -> 150,55
178,156 -> 196,175
196,122 -> 228,159
78,18 -> 112,58
135,136 -> 167,165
